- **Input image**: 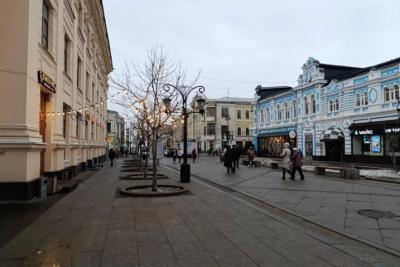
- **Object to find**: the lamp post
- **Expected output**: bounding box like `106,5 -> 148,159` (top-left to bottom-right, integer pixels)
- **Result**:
163,84 -> 206,183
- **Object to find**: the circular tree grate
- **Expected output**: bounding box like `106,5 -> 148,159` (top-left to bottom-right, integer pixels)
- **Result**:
357,209 -> 399,220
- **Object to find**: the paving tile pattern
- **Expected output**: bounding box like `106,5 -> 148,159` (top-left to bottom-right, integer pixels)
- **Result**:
163,156 -> 400,253
0,158 -> 399,266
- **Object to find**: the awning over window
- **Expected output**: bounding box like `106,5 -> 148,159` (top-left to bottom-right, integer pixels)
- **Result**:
321,126 -> 344,141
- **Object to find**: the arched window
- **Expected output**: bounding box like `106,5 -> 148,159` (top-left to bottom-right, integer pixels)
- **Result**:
329,100 -> 333,112
237,127 -> 241,136
284,103 -> 289,119
292,100 -> 297,118
394,85 -> 399,100
311,95 -> 316,114
261,109 -> 265,124
276,104 -> 281,120
304,97 -> 309,115
266,108 -> 270,122
384,87 -> 390,102
246,127 -> 249,136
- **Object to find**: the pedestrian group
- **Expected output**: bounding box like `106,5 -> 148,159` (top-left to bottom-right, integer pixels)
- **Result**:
280,142 -> 305,180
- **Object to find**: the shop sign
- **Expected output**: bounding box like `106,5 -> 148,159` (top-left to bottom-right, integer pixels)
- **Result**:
259,126 -> 296,135
289,130 -> 296,139
38,71 -> 56,93
385,127 -> 400,134
353,129 -> 373,135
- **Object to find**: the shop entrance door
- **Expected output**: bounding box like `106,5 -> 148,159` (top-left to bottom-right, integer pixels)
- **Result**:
325,140 -> 344,161
39,93 -> 48,176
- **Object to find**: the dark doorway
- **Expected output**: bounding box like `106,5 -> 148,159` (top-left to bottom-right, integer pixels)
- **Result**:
325,140 -> 344,161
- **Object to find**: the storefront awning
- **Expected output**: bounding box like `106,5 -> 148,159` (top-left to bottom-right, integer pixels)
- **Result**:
321,126 -> 344,141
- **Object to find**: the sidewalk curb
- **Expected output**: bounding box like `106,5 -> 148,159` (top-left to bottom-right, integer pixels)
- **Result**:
161,163 -> 400,259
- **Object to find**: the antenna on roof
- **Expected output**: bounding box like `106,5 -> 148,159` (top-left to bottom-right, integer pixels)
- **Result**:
227,86 -> 230,98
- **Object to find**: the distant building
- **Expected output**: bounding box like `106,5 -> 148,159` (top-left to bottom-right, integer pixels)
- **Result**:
0,0 -> 112,200
254,57 -> 400,165
106,110 -> 125,151
183,97 -> 255,152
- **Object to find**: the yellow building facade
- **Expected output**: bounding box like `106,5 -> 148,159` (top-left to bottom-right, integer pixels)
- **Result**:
0,0 -> 112,200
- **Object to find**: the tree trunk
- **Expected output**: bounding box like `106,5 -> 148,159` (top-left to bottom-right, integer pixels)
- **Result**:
144,145 -> 149,179
152,134 -> 158,192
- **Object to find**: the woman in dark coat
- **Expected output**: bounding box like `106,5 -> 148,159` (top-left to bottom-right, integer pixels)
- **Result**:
290,148 -> 305,180
223,146 -> 235,174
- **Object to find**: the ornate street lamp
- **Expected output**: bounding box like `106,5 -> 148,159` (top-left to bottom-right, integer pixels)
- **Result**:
163,84 -> 206,183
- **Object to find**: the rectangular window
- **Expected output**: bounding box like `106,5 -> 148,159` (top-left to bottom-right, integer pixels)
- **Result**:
63,103 -> 71,139
85,120 -> 88,139
245,110 -> 250,119
221,107 -> 229,118
237,110 -> 241,119
206,107 -> 216,117
85,72 -> 90,100
221,126 -> 229,139
77,57 -> 82,91
64,34 -> 70,76
92,82 -> 95,103
329,99 -> 339,112
76,112 -> 82,138
355,92 -> 368,107
107,122 -> 111,133
41,1 -> 49,49
207,123 -> 215,135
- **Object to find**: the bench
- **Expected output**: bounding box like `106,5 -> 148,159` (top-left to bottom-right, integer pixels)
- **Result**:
270,161 -> 280,169
314,166 -> 360,180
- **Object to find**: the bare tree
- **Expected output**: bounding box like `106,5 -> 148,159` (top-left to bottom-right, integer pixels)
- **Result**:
110,46 -> 197,191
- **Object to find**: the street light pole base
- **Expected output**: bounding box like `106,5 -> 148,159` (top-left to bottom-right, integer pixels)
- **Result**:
180,163 -> 191,183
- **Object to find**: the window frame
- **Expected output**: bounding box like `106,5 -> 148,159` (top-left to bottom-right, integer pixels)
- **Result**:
41,1 -> 50,49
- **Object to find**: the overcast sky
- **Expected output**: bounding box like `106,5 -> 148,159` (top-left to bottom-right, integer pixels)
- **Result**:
103,0 -> 400,111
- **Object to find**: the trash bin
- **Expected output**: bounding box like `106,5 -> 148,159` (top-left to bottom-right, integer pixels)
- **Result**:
47,176 -> 58,195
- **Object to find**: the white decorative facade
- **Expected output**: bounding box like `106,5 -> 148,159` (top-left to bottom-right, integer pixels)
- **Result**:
254,57 -> 400,164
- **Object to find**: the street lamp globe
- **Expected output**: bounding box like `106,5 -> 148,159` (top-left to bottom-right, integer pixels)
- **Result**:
163,97 -> 172,112
196,97 -> 206,114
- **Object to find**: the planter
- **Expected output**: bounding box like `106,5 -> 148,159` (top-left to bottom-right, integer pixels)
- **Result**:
119,185 -> 188,197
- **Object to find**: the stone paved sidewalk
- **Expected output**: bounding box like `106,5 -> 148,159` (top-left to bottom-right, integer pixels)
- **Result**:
162,156 -> 400,253
0,158 -> 399,266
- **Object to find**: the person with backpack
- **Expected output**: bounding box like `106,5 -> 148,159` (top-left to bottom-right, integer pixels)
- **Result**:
290,147 -> 305,180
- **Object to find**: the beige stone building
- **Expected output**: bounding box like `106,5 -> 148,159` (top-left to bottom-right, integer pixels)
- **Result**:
184,97 -> 255,152
0,0 -> 113,200
106,110 -> 125,151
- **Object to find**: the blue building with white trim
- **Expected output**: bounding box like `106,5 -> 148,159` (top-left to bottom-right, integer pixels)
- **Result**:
254,57 -> 400,165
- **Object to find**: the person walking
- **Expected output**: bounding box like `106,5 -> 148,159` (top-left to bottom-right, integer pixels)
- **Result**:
247,146 -> 255,167
224,146 -> 235,174
290,147 -> 305,180
108,148 -> 116,166
233,145 -> 240,169
172,149 -> 177,163
280,142 -> 292,180
192,148 -> 197,163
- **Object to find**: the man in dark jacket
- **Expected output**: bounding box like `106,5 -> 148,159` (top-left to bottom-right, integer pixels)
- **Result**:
224,146 -> 235,174
233,145 -> 241,168
109,148 -> 116,166
290,148 -> 305,180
